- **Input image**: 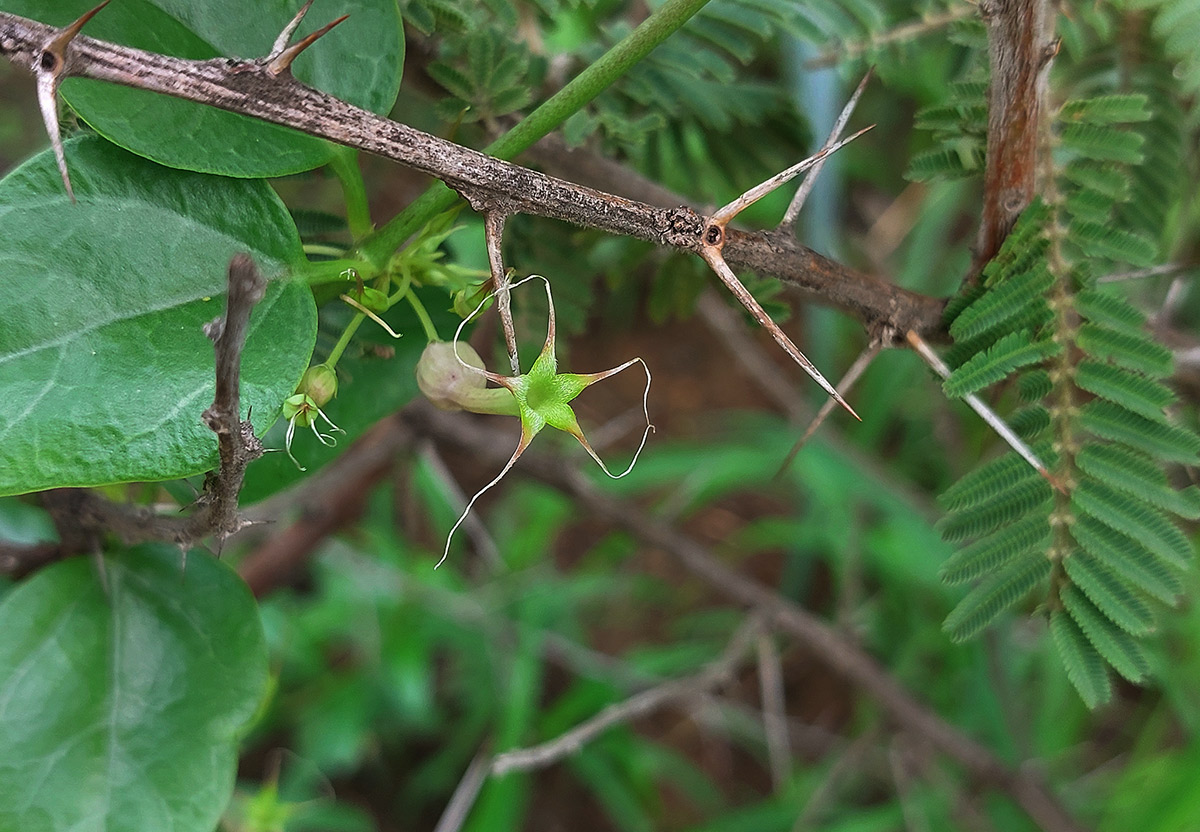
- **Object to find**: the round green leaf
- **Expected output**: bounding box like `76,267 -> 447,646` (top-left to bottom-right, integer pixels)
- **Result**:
0,545 -> 269,832
0,136 -> 316,495
1,0 -> 403,177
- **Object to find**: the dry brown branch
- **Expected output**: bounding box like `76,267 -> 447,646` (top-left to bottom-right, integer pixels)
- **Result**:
407,403 -> 1089,832
0,9 -> 945,341
756,633 -> 793,791
238,413 -> 412,596
803,5 -> 980,69
777,340 -> 882,476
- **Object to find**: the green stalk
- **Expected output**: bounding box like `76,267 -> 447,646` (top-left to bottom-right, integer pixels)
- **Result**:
358,0 -> 712,266
296,257 -> 378,286
325,314 -> 365,370
329,146 -> 374,240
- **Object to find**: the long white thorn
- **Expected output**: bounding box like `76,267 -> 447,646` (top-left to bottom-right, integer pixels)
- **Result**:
701,248 -> 860,420
781,69 -> 874,230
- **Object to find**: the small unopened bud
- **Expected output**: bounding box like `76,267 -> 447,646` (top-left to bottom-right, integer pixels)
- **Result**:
297,363 -> 338,407
348,286 -> 389,314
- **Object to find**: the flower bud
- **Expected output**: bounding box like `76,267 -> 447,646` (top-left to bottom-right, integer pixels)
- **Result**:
416,341 -> 517,416
296,363 -> 338,407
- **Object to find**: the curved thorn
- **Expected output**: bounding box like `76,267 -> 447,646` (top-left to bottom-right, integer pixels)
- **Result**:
781,68 -> 874,230
711,125 -> 875,227
44,0 -> 110,57
35,72 -> 73,202
36,1 -> 110,202
268,0 -> 314,60
267,14 -> 349,76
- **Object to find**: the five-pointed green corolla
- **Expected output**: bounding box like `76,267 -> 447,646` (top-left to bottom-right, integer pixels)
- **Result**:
416,275 -> 653,567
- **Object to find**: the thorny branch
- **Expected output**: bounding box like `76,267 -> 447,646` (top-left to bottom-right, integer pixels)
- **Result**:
0,8 -> 946,342
0,255 -> 266,574
407,403 -> 1089,832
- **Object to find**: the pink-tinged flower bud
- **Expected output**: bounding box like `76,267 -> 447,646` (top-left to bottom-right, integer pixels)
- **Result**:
416,341 -> 517,416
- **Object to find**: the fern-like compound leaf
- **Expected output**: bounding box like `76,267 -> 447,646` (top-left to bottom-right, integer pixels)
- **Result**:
944,550 -> 1050,643
1072,516 -> 1184,604
1059,122 -> 1146,164
1008,405 -> 1051,441
943,332 -> 1060,398
1075,289 -> 1149,333
1051,610 -> 1113,708
1073,480 -> 1194,569
1080,400 -> 1200,464
1059,94 -> 1152,124
949,265 -> 1055,341
937,478 -> 1053,543
1064,550 -> 1158,636
938,446 -> 1053,512
939,513 -> 1051,585
1076,444 -> 1200,519
1063,161 -> 1131,201
1069,220 -> 1157,267
1075,360 -> 1178,419
1076,323 -> 1174,377
1062,585 -> 1152,683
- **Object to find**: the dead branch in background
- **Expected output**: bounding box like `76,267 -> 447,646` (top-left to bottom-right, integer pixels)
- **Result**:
406,402 -> 1088,832
0,256 -> 267,574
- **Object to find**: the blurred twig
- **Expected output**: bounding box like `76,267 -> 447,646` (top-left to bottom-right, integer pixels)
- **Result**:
409,402 -> 1090,832
491,613 -> 765,776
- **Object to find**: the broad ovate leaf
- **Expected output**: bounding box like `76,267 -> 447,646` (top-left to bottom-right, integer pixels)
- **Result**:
0,136 -> 315,495
0,546 -> 269,832
1,0 -> 403,177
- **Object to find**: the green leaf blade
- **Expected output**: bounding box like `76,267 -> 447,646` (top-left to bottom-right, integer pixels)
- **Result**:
943,331 -> 1060,398
1072,480 -> 1194,572
1064,550 -> 1157,636
1050,610 -> 1113,708
1062,584 -> 1151,683
943,549 -> 1049,642
0,137 -> 316,495
0,546 -> 269,832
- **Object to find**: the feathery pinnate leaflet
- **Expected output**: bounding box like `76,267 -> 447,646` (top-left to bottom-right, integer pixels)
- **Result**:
926,89 -> 1200,706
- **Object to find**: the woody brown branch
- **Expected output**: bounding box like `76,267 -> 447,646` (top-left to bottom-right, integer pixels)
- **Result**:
972,0 -> 1054,279
0,10 -> 945,341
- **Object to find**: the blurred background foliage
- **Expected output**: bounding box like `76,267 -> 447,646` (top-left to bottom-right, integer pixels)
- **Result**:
2,0 -> 1198,828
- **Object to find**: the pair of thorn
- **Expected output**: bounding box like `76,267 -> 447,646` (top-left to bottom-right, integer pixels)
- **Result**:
32,0 -> 348,201
697,72 -> 875,421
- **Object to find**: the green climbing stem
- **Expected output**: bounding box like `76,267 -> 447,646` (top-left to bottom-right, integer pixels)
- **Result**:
404,291 -> 439,343
296,257 -> 378,287
357,0 -> 713,267
329,147 -> 373,240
